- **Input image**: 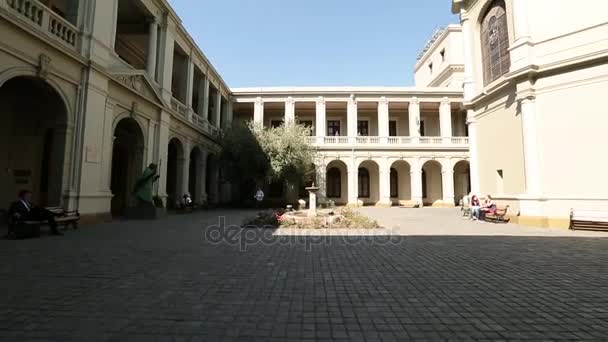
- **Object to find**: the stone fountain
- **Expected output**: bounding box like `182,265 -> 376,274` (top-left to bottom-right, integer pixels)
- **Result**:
305,183 -> 320,217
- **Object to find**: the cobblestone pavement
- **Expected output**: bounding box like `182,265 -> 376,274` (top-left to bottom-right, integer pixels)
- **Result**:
1,209 -> 608,341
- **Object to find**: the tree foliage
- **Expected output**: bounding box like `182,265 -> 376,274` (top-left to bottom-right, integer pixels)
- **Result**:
250,122 -> 316,182
219,121 -> 317,201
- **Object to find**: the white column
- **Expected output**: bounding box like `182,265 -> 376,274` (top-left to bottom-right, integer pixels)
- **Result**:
200,150 -> 208,202
158,21 -> 175,102
157,111 -> 171,200
520,95 -> 542,195
348,167 -> 358,206
467,112 -> 481,195
347,95 -> 358,142
185,57 -> 194,120
224,100 -> 234,129
378,158 -> 391,206
253,97 -> 264,126
181,141 -> 191,197
440,97 -> 453,144
285,97 -> 295,126
509,0 -> 534,70
512,0 -> 531,43
202,77 -> 210,121
461,14 -> 476,100
409,98 -> 421,144
315,97 -> 326,143
410,159 -> 423,206
378,97 -> 389,143
442,159 -> 455,206
146,17 -> 158,80
214,92 -> 222,127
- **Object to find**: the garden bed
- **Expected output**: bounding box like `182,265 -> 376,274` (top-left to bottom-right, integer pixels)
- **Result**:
243,207 -> 381,229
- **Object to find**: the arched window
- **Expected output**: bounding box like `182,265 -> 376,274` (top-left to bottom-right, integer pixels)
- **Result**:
390,168 -> 398,198
358,168 -> 370,198
481,0 -> 510,85
326,168 -> 341,198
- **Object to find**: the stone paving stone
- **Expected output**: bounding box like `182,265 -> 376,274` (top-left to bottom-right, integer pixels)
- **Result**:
0,209 -> 607,341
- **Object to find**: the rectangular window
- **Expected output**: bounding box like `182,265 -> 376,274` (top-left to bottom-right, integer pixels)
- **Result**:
389,121 -> 397,136
357,120 -> 369,136
428,62 -> 433,74
440,48 -> 446,62
327,120 -> 340,136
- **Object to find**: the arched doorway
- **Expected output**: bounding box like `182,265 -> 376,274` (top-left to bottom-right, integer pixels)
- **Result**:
111,117 -> 145,216
326,160 -> 348,205
0,76 -> 68,209
166,138 -> 184,208
358,160 -> 380,205
422,160 -> 443,206
206,153 -> 219,204
390,160 -> 411,206
454,160 -> 471,205
189,147 -> 203,203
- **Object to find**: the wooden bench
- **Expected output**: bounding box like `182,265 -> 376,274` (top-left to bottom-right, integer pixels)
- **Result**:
484,205 -> 510,223
6,207 -> 79,239
569,209 -> 608,232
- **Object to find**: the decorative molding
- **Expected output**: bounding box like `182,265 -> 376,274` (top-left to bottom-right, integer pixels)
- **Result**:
37,53 -> 51,79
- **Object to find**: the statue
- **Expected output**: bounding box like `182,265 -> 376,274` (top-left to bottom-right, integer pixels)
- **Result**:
133,163 -> 160,207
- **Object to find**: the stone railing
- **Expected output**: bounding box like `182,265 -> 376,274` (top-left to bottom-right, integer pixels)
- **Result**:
5,0 -> 79,49
191,114 -> 220,137
305,136 -> 469,147
171,98 -> 189,118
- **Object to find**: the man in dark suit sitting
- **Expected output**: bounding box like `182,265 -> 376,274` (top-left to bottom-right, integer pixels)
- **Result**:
9,190 -> 62,236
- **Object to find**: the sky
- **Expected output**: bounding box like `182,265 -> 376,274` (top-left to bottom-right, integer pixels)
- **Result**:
169,0 -> 458,88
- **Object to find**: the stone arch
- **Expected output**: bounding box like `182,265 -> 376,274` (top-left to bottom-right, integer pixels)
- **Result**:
453,159 -> 471,205
0,67 -> 74,124
166,137 -> 185,208
357,159 -> 380,205
110,117 -> 146,216
0,75 -> 70,209
422,159 -> 443,206
390,160 -> 412,205
325,159 -> 348,205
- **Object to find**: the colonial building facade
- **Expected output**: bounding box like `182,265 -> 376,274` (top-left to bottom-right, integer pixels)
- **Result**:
1,0 -> 606,228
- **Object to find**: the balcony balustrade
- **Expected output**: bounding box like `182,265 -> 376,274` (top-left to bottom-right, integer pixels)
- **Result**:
5,0 -> 79,49
305,136 -> 469,148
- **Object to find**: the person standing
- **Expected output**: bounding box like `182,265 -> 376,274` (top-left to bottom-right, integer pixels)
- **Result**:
9,190 -> 62,236
254,188 -> 265,209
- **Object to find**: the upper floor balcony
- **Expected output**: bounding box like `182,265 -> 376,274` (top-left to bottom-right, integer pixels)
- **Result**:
304,136 -> 469,149
3,0 -> 81,50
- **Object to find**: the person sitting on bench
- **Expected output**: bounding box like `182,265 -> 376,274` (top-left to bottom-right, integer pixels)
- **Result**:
9,190 -> 62,236
480,194 -> 496,220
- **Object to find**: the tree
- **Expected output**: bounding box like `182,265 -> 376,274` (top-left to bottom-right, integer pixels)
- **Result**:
219,121 -> 317,205
251,122 -> 316,183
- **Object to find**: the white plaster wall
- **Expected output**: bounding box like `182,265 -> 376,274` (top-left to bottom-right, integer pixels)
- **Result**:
534,63 -> 608,199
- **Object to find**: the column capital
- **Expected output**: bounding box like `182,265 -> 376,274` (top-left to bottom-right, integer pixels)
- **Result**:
379,96 -> 389,105
316,96 -> 325,105
410,97 -> 419,105
255,97 -> 263,105
441,97 -> 451,106
349,94 -> 357,105
147,16 -> 158,24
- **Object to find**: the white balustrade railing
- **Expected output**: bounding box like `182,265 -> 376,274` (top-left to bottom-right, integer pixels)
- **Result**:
305,136 -> 469,147
6,0 -> 79,48
419,137 -> 443,144
171,98 -> 188,118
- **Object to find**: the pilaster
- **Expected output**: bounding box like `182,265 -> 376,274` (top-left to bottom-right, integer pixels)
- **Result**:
440,97 -> 453,144
285,97 -> 295,126
254,97 -> 264,126
378,97 -> 389,144
315,97 -> 326,142
347,94 -> 358,142
409,98 -> 421,144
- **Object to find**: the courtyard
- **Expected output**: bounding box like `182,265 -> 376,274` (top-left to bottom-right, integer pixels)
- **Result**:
1,209 -> 608,341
